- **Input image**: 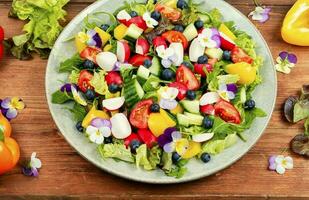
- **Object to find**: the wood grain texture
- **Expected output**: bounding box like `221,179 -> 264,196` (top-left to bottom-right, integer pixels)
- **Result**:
0,0 -> 309,199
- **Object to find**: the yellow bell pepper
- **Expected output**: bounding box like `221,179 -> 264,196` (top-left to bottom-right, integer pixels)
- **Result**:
281,0 -> 309,46
219,24 -> 236,41
82,106 -> 110,128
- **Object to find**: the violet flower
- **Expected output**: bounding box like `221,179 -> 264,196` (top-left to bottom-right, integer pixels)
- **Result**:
248,5 -> 271,23
268,155 -> 293,174
86,30 -> 102,48
197,28 -> 221,48
86,118 -> 112,144
275,51 -> 297,74
217,84 -> 235,101
1,97 -> 25,120
22,152 -> 42,177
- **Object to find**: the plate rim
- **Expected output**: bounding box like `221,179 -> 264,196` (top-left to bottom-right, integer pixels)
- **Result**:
45,0 -> 277,184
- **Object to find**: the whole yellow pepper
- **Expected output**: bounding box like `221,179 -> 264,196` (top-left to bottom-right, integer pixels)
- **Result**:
281,0 -> 309,46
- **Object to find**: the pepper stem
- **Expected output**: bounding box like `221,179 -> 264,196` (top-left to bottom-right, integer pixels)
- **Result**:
0,125 -> 4,142
253,0 -> 261,7
304,118 -> 309,136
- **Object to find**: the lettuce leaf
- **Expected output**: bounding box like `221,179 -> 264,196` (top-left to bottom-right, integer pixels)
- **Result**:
136,144 -> 153,170
90,70 -> 108,95
98,143 -> 134,163
201,133 -> 237,155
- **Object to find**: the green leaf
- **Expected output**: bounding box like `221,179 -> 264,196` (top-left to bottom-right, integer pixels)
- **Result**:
136,144 -> 154,170
304,118 -> 309,136
201,133 -> 237,155
68,70 -> 80,84
59,54 -> 83,73
90,70 -> 108,95
148,145 -> 162,169
165,165 -> 187,179
51,90 -> 73,104
68,103 -> 87,122
293,101 -> 309,123
98,143 -> 134,163
0,125 -> 4,142
161,152 -> 172,172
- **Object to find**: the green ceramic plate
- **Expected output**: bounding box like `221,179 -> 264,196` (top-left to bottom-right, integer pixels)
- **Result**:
46,0 -> 277,184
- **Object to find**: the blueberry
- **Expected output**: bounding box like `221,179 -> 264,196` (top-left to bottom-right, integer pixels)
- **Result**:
130,140 -> 141,153
85,89 -> 96,100
83,59 -> 95,69
172,152 -> 181,164
181,61 -> 191,68
244,99 -> 256,110
194,19 -> 204,29
108,84 -> 120,93
223,50 -> 231,61
197,55 -> 208,64
161,69 -> 175,81
202,117 -> 214,129
174,25 -> 184,32
75,121 -> 84,132
149,0 -> 157,4
151,10 -> 161,21
104,136 -> 113,144
177,0 -> 188,9
186,90 -> 196,100
150,103 -> 160,113
100,24 -> 110,31
200,153 -> 211,163
130,11 -> 138,17
143,59 -> 152,68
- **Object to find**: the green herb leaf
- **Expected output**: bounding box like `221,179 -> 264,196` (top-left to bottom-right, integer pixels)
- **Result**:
59,54 -> 83,73
293,101 -> 309,123
51,90 -> 73,104
68,103 -> 87,122
98,143 -> 134,163
304,118 -> 309,136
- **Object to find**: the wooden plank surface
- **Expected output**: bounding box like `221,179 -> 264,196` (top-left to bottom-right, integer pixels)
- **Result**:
1,0 -> 309,199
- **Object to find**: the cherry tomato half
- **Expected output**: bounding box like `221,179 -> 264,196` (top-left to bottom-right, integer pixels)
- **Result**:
78,70 -> 94,93
162,31 -> 188,49
176,65 -> 200,90
0,44 -> 4,60
105,71 -> 123,85
129,99 -> 153,129
231,46 -> 253,64
214,100 -> 241,124
80,47 -> 101,63
155,4 -> 181,21
129,54 -> 152,67
0,26 -> 4,41
194,63 -> 213,78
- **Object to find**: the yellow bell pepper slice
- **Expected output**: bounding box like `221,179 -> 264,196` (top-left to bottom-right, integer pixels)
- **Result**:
170,104 -> 184,115
75,32 -> 88,53
225,62 -> 256,85
148,109 -> 176,137
114,24 -> 128,41
281,0 -> 309,46
181,141 -> 202,159
82,106 -> 110,128
219,24 -> 237,41
94,27 -> 111,47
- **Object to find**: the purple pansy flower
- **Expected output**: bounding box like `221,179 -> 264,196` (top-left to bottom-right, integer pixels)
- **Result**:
157,127 -> 177,148
0,97 -> 25,120
197,28 -> 221,48
86,30 -> 102,48
268,155 -> 293,174
217,84 -> 235,101
248,6 -> 271,23
275,51 -> 297,74
22,152 -> 42,177
86,118 -> 112,144
60,83 -> 77,93
226,83 -> 238,94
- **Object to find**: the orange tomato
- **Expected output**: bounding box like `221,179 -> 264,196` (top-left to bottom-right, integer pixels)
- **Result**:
155,4 -> 181,21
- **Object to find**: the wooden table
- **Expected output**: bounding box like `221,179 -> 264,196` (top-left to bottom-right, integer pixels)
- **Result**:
0,0 -> 308,199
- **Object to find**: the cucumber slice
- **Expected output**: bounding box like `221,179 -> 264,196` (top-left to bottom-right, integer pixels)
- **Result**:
123,78 -> 144,108
142,75 -> 160,92
177,114 -> 191,127
180,100 -> 200,114
137,65 -> 150,85
124,24 -> 143,41
148,56 -> 161,76
134,79 -> 145,99
184,112 -> 203,126
183,23 -> 198,42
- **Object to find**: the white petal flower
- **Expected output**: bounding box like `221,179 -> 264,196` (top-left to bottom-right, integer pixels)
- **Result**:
143,12 -> 158,28
30,152 -> 42,169
248,6 -> 271,23
197,28 -> 217,48
99,126 -> 112,137
156,45 -> 175,60
87,125 -> 104,144
274,155 -> 294,174
161,87 -> 179,100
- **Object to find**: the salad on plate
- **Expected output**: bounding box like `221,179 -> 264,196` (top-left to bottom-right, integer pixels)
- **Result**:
52,0 -> 267,178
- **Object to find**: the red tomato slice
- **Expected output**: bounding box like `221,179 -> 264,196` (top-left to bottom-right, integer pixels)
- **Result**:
153,36 -> 167,48
129,99 -> 153,129
0,43 -> 3,60
200,104 -> 215,115
155,4 -> 181,21
176,65 -> 200,90
214,100 -> 241,124
0,26 -> 4,42
80,47 -> 101,63
194,63 -> 213,77
137,129 -> 157,148
126,16 -> 147,30
78,70 -> 94,92
162,31 -> 188,49
129,54 -> 152,66
105,71 -> 123,85
168,82 -> 188,100
231,47 -> 253,64
124,133 -> 142,148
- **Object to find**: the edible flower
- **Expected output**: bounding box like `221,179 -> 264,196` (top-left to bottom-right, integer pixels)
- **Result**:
275,51 -> 297,74
156,45 -> 176,68
71,86 -> 87,106
86,30 -> 102,48
143,12 -> 158,28
22,152 -> 42,177
86,118 -> 112,144
158,87 -> 178,110
0,97 -> 25,120
268,155 -> 293,174
197,28 -> 221,48
217,84 -> 235,101
162,131 -> 189,155
248,6 -> 271,23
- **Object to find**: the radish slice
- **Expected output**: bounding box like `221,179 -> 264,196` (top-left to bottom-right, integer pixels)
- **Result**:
117,41 -> 131,62
136,38 -> 150,55
102,97 -> 125,111
117,10 -> 131,21
169,43 -> 184,66
189,38 -> 205,62
200,92 -> 220,106
110,113 -> 132,139
96,52 -> 117,72
192,132 -> 214,142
